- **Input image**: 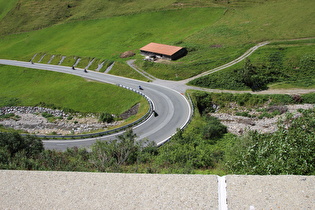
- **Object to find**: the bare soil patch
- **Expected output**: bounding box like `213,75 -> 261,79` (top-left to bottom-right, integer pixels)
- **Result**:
120,51 -> 135,58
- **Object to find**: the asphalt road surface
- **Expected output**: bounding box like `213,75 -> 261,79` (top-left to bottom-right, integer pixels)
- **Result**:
0,59 -> 192,150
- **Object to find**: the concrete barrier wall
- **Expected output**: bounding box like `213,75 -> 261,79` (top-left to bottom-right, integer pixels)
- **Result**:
0,170 -> 314,209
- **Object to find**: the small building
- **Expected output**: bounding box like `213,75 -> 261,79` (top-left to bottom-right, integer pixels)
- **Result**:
140,43 -> 187,60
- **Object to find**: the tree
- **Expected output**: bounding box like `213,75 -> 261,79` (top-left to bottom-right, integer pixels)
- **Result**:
99,112 -> 114,123
115,129 -> 138,165
239,58 -> 268,91
241,58 -> 256,87
0,132 -> 44,158
202,116 -> 227,141
90,129 -> 156,171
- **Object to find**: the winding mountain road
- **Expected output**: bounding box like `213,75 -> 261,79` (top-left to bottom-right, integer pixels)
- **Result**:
0,59 -> 191,150
1,40 -> 314,150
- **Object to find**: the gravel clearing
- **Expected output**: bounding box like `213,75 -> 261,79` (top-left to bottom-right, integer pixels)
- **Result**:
211,104 -> 314,135
0,106 -> 121,135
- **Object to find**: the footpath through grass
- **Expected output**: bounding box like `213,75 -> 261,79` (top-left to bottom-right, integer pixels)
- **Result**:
0,65 -> 142,115
189,39 -> 315,90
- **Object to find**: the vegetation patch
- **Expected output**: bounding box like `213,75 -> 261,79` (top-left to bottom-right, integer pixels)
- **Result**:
0,91 -> 314,175
0,113 -> 20,121
189,39 -> 315,90
224,108 -> 315,175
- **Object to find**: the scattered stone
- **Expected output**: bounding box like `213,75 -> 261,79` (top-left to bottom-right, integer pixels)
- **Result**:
0,106 -> 122,135
211,104 -> 314,135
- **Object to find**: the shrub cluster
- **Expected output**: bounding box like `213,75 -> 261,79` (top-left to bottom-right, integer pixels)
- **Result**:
224,108 -> 315,175
192,91 -> 315,115
0,130 -> 157,172
99,112 -> 114,123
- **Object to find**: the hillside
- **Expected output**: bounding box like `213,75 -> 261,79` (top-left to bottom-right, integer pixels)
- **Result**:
0,0 -> 270,36
0,0 -> 314,176
0,0 -> 313,79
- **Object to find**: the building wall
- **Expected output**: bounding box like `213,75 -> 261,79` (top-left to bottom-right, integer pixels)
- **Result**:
171,48 -> 187,60
140,49 -> 186,60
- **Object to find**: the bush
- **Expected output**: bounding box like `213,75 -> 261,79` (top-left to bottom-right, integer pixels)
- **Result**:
189,69 -> 248,90
258,112 -> 273,119
202,116 -> 227,141
224,108 -> 315,175
0,113 -> 15,119
99,112 -> 114,123
41,112 -> 53,118
235,112 -> 253,118
90,129 -> 155,171
0,132 -> 44,158
269,94 -> 294,105
302,93 -> 315,103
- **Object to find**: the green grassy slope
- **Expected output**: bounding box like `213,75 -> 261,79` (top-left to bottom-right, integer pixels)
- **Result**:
0,0 -> 220,36
0,0 -> 314,81
0,0 -> 19,20
188,0 -> 315,45
0,7 -> 224,60
0,65 -> 142,114
0,0 -> 267,35
0,0 -> 79,35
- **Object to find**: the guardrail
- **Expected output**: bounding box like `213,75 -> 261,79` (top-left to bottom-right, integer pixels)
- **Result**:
21,84 -> 154,140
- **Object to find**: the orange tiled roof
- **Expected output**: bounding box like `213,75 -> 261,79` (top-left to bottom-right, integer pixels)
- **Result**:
140,43 -> 183,56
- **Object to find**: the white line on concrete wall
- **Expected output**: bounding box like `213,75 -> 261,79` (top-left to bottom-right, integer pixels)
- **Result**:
218,176 -> 228,210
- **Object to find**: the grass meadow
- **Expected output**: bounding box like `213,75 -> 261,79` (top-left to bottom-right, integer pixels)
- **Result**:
0,7 -> 224,61
109,62 -> 150,82
0,65 -> 143,115
0,0 -> 244,35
